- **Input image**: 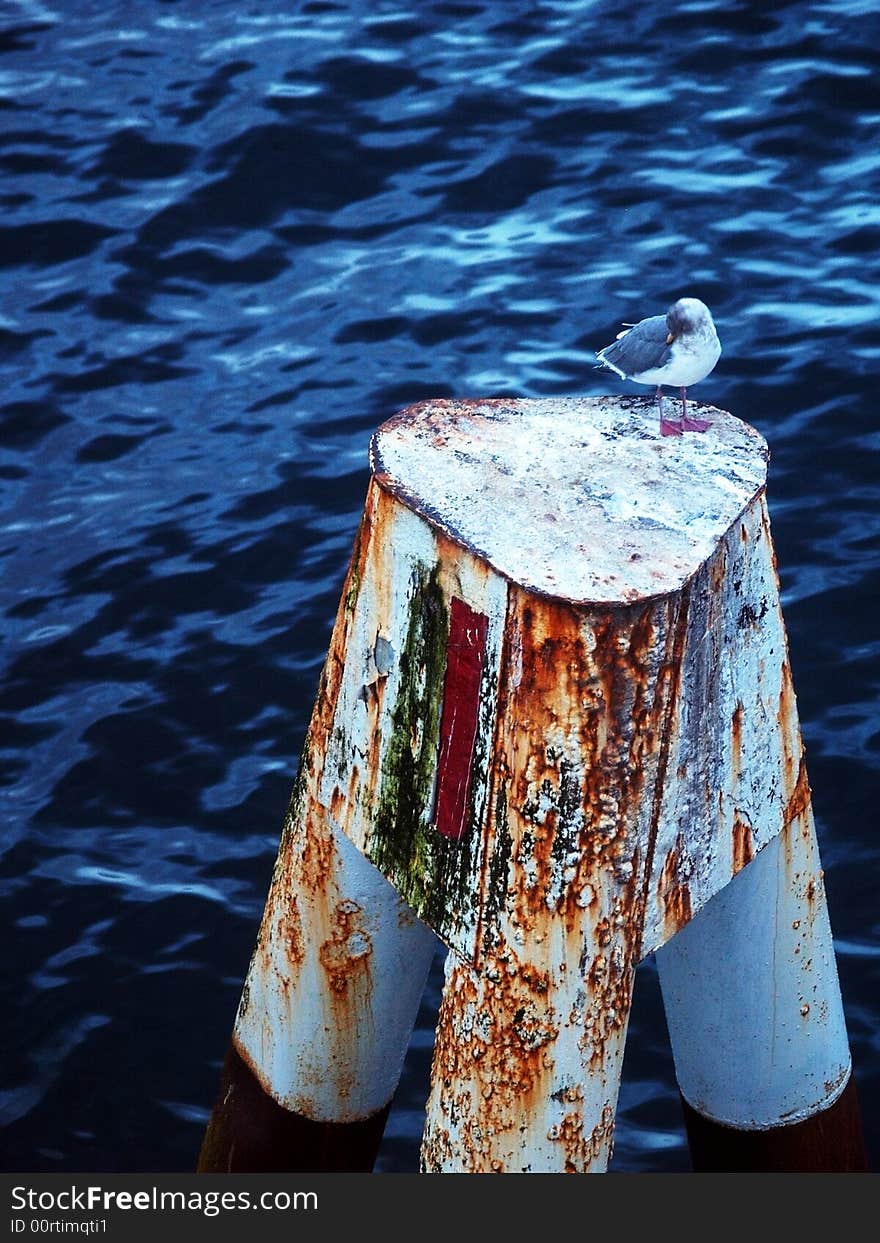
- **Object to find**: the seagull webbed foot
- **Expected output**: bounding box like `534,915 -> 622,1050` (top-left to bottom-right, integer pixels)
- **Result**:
660,419 -> 683,437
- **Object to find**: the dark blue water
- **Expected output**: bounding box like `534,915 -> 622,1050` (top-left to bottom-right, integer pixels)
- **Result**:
1,0 -> 878,1173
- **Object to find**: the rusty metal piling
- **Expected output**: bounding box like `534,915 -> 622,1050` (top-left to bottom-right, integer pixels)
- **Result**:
199,396 -> 866,1174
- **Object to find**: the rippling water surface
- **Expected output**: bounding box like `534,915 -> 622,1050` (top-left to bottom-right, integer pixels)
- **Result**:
1,0 -> 878,1172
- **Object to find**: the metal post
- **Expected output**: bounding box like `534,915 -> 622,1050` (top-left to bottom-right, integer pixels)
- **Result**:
199,396 -> 865,1173
198,822 -> 438,1170
198,493 -> 440,1172
198,818 -> 438,1171
656,817 -> 867,1171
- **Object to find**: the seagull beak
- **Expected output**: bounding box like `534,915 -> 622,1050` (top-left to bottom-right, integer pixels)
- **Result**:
666,331 -> 675,344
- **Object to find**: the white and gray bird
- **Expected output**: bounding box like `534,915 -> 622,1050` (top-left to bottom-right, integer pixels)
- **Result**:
596,296 -> 721,437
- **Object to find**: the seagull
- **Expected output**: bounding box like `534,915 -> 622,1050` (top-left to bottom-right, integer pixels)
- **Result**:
596,296 -> 722,437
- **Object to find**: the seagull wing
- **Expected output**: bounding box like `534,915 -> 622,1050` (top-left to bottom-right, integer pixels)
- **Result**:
596,314 -> 670,378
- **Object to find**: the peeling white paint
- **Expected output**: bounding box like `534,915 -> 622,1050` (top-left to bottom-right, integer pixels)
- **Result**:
226,395 -> 849,1167
234,820 -> 438,1122
371,397 -> 768,605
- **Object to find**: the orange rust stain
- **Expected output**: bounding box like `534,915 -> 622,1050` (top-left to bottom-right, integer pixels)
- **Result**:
298,801 -> 337,894
318,899 -> 372,994
485,587 -> 672,951
434,526 -> 494,596
732,815 -> 755,874
777,660 -> 813,844
339,762 -> 361,832
426,948 -> 560,1170
580,940 -> 636,1073
280,895 -> 305,972
543,1098 -> 616,1173
658,834 -> 693,941
709,538 -> 728,593
427,959 -> 556,1163
364,484 -> 396,652
552,1099 -> 615,1173
530,589 -> 679,957
247,800 -> 344,1006
302,478 -> 395,856
327,755 -> 366,848
309,486 -> 378,749
757,495 -> 781,580
784,754 -> 812,828
804,875 -> 819,913
633,584 -> 691,959
329,784 -> 346,822
500,595 -> 592,934
777,660 -> 802,780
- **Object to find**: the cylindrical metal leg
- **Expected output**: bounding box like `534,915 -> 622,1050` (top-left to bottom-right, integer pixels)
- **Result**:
655,816 -> 867,1170
420,930 -> 636,1173
199,810 -> 439,1171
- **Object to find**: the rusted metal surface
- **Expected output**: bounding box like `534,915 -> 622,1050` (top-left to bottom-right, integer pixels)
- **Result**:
230,490 -> 440,1123
655,813 -> 852,1131
370,397 -> 768,606
205,395 -> 856,1173
420,580 -> 675,1170
232,785 -> 439,1123
311,399 -> 801,969
640,489 -> 805,954
421,945 -> 629,1172
310,476 -> 508,954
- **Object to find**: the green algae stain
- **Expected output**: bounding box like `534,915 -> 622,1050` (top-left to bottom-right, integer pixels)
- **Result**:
481,778 -> 512,956
368,563 -> 492,949
370,562 -> 448,896
344,558 -> 361,618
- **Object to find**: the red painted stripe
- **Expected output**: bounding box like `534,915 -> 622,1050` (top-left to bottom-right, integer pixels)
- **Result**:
435,597 -> 489,841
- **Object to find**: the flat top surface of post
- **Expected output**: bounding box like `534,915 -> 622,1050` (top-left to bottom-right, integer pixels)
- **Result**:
370,396 -> 769,604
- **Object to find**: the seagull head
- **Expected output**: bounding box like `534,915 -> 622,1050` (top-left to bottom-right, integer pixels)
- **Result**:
665,297 -> 713,345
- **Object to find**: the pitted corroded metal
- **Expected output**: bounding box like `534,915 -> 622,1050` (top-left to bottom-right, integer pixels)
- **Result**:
225,395 -> 828,1172
232,489 -> 439,1122
307,466 -> 800,970
370,397 -> 768,605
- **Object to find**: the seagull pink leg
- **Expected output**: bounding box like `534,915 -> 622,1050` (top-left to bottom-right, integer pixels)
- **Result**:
680,387 -> 711,433
660,385 -> 682,437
